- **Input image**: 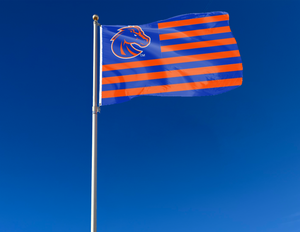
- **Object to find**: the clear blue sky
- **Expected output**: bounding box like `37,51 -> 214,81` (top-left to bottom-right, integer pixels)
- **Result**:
1,0 -> 300,232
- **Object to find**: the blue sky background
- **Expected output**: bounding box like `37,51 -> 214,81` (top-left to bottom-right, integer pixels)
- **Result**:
1,0 -> 300,232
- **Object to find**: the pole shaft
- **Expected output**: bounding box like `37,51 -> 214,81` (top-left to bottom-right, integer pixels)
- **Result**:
91,18 -> 98,232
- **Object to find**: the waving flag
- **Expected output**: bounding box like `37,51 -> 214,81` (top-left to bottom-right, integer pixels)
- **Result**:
101,12 -> 243,106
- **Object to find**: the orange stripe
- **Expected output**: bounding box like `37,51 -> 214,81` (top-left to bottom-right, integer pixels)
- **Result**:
161,38 -> 237,52
158,14 -> 229,29
102,50 -> 240,72
103,63 -> 243,84
159,26 -> 231,40
103,78 -> 242,98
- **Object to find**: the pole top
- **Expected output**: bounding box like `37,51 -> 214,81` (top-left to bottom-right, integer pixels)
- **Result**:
93,15 -> 99,22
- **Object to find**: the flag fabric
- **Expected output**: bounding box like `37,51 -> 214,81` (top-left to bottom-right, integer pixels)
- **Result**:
101,12 -> 243,106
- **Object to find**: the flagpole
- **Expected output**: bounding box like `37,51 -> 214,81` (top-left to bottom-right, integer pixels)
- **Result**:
91,14 -> 99,232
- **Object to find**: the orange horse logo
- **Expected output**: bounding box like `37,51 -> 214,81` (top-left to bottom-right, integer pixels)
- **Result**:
111,26 -> 151,59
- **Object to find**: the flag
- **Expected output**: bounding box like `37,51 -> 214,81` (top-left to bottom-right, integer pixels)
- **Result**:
101,12 -> 243,106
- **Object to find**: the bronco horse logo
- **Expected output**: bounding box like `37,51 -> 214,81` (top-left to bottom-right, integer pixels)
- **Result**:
111,26 -> 151,59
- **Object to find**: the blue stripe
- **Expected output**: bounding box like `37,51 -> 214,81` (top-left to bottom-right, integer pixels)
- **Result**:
157,12 -> 227,24
103,71 -> 243,91
148,85 -> 239,97
102,96 -> 135,106
158,21 -> 229,35
160,32 -> 233,46
103,57 -> 242,77
102,85 -> 238,106
161,44 -> 239,58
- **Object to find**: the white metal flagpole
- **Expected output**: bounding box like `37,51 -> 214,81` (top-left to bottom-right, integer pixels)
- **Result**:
91,14 -> 99,232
